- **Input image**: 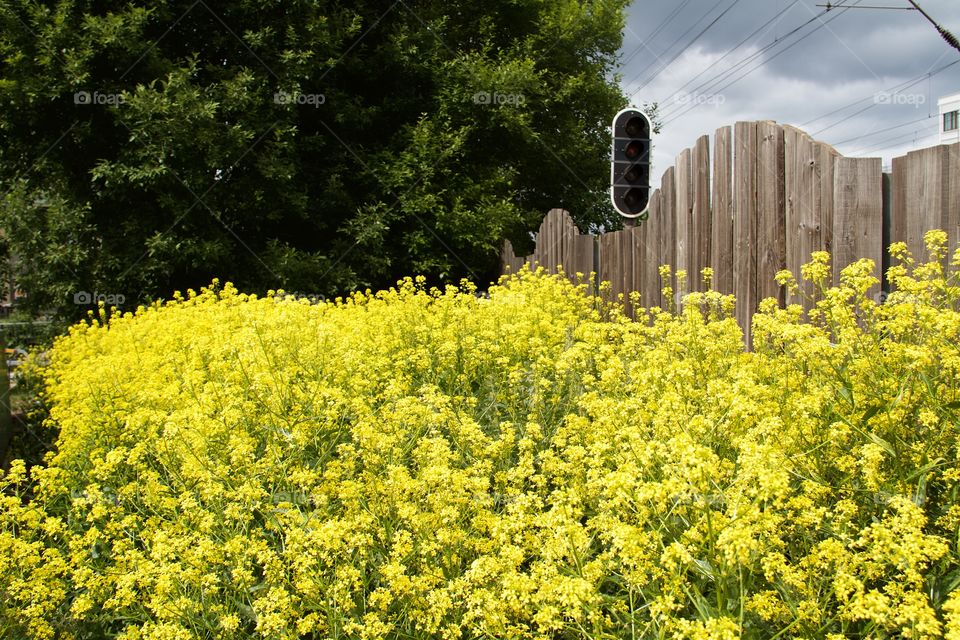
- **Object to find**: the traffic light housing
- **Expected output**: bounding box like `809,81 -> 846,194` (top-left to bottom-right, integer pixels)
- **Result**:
611,108 -> 651,219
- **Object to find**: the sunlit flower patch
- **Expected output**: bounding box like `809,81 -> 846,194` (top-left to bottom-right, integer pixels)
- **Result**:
2,231 -> 960,639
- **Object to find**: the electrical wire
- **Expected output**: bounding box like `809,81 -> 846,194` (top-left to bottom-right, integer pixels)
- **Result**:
831,113 -> 934,146
619,0 -> 696,71
657,3 -> 850,118
906,0 -> 960,54
622,0 -> 734,92
655,0 -> 802,113
631,0 -> 744,94
845,127 -> 938,155
803,59 -> 959,134
662,0 -> 866,125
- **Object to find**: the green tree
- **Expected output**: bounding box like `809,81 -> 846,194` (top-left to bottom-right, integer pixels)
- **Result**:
0,0 -> 633,317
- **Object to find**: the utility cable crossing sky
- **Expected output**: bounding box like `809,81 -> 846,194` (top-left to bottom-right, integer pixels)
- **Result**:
619,0 -> 960,182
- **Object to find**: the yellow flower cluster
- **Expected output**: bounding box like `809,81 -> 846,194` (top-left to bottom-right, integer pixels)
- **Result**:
2,230 -> 960,639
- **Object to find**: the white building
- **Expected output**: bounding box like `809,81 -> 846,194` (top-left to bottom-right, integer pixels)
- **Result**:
940,92 -> 960,144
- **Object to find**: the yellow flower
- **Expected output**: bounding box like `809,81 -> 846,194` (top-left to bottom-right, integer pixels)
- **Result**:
4,238 -> 960,639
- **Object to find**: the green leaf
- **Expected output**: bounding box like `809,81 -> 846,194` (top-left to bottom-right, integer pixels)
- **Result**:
860,404 -> 882,423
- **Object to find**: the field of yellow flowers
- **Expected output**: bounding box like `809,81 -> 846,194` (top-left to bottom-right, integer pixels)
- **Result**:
2,232 -> 960,640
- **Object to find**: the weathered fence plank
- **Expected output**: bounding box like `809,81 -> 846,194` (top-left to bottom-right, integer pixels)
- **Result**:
734,121 -> 759,344
817,141 -> 839,261
631,224 -> 645,317
890,153 -> 907,258
948,145 -> 960,263
660,167 -> 677,309
757,121 -> 785,307
501,239 -> 521,275
905,146 -> 946,264
832,157 -> 883,300
575,234 -> 594,289
621,229 -> 634,315
711,126 -> 734,294
599,231 -> 614,300
784,125 -> 814,307
675,148 -> 692,297
646,189 -> 663,308
692,134 -> 711,291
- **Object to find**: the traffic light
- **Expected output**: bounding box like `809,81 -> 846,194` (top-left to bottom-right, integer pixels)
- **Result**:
611,108 -> 651,219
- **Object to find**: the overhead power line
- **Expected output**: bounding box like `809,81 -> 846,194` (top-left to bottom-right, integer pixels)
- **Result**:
906,0 -> 960,54
819,1 -> 959,52
619,0 -> 695,71
802,58 -> 959,134
622,0 -> 725,90
831,113 -> 933,146
810,102 -> 877,137
656,0 -> 802,110
846,128 -> 938,156
663,0 -> 866,125
817,3 -> 917,8
658,0 -> 864,121
624,0 -> 740,95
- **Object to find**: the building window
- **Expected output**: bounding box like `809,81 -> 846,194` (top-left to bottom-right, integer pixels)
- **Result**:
946,110 -> 959,132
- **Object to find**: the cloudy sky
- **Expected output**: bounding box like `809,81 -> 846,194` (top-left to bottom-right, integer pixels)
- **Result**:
618,0 -> 960,187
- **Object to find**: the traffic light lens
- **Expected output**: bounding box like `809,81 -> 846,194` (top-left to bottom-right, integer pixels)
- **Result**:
625,140 -> 645,159
624,188 -> 646,208
624,166 -> 642,183
624,116 -> 648,137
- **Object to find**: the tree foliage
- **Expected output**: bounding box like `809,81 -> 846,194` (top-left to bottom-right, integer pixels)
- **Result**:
0,0 -> 632,316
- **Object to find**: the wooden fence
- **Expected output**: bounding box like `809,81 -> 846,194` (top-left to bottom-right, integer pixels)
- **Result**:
501,121 -> 960,344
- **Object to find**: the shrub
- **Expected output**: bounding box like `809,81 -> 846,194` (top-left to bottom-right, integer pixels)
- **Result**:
2,231 -> 960,639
